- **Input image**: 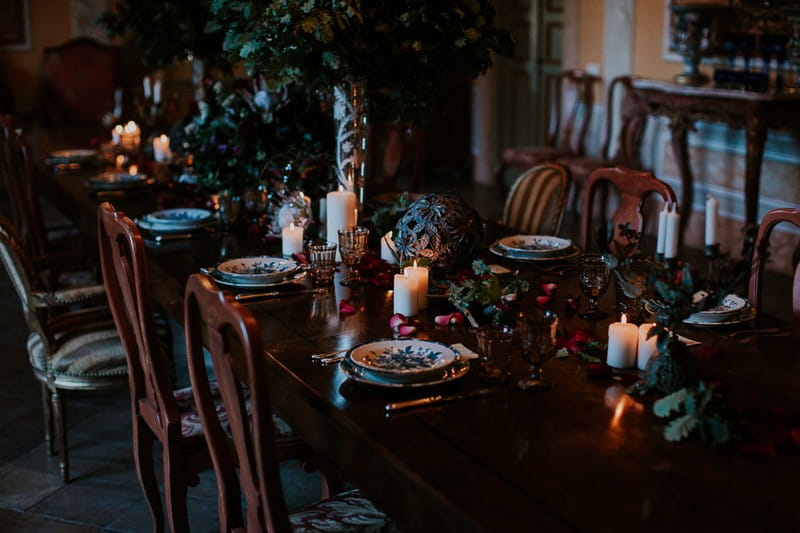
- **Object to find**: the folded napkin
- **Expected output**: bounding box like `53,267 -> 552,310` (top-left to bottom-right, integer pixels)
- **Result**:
451,343 -> 479,360
677,334 -> 701,347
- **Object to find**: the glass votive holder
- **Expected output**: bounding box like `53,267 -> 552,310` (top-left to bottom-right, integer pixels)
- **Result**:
307,240 -> 338,286
475,325 -> 515,383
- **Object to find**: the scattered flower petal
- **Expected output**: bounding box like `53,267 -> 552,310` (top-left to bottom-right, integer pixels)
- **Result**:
536,295 -> 551,305
389,314 -> 408,329
339,300 -> 356,315
396,325 -> 418,336
540,282 -> 557,294
434,312 -> 465,327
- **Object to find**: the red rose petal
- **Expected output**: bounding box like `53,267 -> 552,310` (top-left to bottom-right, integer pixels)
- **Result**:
397,325 -> 418,337
339,300 -> 357,315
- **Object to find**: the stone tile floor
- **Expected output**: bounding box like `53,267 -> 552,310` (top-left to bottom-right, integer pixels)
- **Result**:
0,266 -> 323,532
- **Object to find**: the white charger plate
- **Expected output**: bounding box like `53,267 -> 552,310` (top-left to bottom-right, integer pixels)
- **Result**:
489,242 -> 580,262
339,357 -> 470,388
209,269 -> 307,290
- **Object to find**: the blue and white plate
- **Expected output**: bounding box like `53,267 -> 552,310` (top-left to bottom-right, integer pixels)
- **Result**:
489,242 -> 580,262
216,256 -> 300,284
142,208 -> 215,230
497,235 -> 572,257
208,269 -> 307,290
687,294 -> 747,323
348,339 -> 458,376
136,217 -> 213,235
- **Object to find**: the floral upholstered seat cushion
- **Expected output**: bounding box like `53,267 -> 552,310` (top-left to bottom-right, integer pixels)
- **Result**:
27,329 -> 127,377
289,489 -> 398,533
173,384 -> 294,439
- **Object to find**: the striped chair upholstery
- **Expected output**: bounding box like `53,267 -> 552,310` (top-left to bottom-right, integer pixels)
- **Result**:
501,163 -> 572,236
0,215 -> 127,482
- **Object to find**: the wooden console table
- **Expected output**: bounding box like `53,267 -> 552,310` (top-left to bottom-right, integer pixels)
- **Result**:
630,78 -> 800,236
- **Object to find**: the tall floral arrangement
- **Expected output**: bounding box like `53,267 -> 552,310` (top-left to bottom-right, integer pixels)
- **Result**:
179,77 -> 335,194
207,0 -> 514,122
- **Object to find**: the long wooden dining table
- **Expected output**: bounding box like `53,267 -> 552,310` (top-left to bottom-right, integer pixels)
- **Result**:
46,170 -> 800,531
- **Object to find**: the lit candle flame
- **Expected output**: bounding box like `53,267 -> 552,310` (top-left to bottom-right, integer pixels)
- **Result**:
124,121 -> 137,133
621,313 -> 628,325
128,164 -> 138,176
289,222 -> 296,231
413,259 -> 418,268
114,125 -> 123,134
159,133 -> 168,143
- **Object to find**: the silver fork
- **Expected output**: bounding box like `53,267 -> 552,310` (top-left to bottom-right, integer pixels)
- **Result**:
311,348 -> 348,361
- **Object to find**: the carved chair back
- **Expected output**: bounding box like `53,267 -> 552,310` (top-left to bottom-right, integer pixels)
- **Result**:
42,37 -> 121,127
599,75 -> 648,169
184,273 -> 284,532
98,202 -> 202,532
748,208 -> 800,333
502,163 -> 571,236
546,69 -> 600,156
0,123 -> 49,259
580,166 -> 678,252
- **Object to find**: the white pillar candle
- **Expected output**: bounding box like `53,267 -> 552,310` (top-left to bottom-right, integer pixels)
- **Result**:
393,274 -> 419,317
705,194 -> 719,247
637,323 -> 658,371
121,121 -> 141,151
656,204 -> 668,255
664,205 -> 680,259
281,223 -> 303,258
404,260 -> 429,310
152,134 -> 172,163
607,314 -> 638,369
380,232 -> 398,265
326,190 -> 356,261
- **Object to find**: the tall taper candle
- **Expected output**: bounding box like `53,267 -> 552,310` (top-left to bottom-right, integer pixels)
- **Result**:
664,205 -> 680,259
705,194 -> 719,247
656,204 -> 668,255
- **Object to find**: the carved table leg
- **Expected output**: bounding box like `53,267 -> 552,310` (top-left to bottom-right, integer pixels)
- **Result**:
744,116 -> 768,230
669,117 -> 695,243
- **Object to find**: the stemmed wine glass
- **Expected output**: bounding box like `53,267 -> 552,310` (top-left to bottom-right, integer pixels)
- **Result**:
516,310 -> 557,391
578,252 -> 610,320
337,226 -> 369,286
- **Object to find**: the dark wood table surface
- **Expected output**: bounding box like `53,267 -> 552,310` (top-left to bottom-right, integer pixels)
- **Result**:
47,170 -> 800,531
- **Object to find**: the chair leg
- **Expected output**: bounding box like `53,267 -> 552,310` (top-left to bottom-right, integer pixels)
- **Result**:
133,417 -> 165,533
50,389 -> 68,482
163,434 -> 190,533
40,382 -> 54,456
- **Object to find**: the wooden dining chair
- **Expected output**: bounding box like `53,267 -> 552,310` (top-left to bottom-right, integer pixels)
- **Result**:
501,163 -> 571,236
184,273 -> 396,532
495,69 -> 599,191
41,37 -> 121,128
98,203 -> 320,533
579,166 -> 678,252
0,215 -> 126,482
0,121 -> 94,289
557,75 -> 649,213
748,208 -> 800,333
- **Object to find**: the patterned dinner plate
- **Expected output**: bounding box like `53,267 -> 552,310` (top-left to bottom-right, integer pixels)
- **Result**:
339,357 -> 470,388
687,294 -> 748,323
49,149 -> 99,161
496,235 -> 573,257
216,256 -> 300,283
87,172 -> 154,190
136,217 -> 214,235
489,242 -> 580,262
142,208 -> 215,230
347,339 -> 459,376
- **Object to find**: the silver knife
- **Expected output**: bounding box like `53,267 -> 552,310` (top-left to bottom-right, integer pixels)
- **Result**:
154,232 -> 208,243
234,288 -> 325,302
385,388 -> 498,413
